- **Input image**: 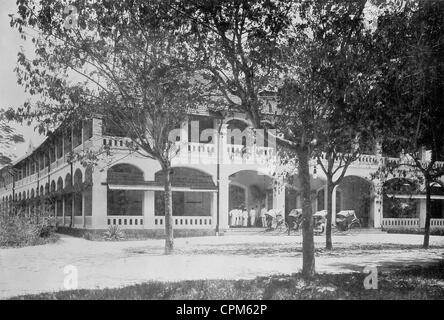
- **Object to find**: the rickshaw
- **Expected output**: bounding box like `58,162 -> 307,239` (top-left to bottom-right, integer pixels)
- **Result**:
265,209 -> 286,232
286,209 -> 302,234
335,210 -> 361,231
313,210 -> 327,235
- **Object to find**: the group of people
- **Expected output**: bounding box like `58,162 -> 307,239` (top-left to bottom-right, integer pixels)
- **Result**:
228,206 -> 269,228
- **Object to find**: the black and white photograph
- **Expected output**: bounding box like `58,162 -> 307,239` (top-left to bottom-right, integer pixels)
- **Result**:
0,0 -> 443,304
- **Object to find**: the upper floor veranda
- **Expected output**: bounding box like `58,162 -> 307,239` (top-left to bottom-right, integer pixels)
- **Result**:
1,111 -> 443,193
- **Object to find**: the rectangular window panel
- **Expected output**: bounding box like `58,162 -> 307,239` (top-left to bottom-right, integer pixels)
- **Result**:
155,191 -> 211,216
107,189 -> 143,216
83,119 -> 93,141
56,136 -> 63,159
73,123 -> 82,148
64,130 -> 72,154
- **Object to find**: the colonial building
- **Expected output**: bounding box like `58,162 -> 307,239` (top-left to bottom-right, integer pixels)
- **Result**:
1,111 -> 443,235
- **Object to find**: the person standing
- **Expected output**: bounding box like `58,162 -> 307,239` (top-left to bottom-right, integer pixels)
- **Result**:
242,207 -> 248,227
234,209 -> 240,227
249,207 -> 256,227
260,206 -> 267,228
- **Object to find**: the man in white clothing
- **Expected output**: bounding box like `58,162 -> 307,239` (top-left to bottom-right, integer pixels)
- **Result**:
260,206 -> 267,228
242,208 -> 248,227
249,207 -> 256,227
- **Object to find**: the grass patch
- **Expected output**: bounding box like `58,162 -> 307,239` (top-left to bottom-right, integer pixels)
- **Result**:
11,263 -> 444,300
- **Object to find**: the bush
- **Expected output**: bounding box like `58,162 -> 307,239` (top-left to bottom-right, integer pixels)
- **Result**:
0,214 -> 58,247
103,225 -> 124,241
0,206 -> 58,247
385,227 -> 444,236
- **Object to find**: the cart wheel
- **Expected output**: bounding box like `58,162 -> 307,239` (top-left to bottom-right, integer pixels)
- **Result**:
349,221 -> 361,230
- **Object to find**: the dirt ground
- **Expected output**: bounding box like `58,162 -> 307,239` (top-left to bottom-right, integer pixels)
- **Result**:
1,231 -> 443,299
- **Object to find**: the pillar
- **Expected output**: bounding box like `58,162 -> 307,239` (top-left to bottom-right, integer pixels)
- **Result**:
419,199 -> 427,228
332,185 -> 338,224
324,185 -> 328,212
178,120 -> 189,165
91,170 -> 108,229
211,191 -> 217,229
218,178 -> 230,230
82,192 -> 85,228
144,190 -> 155,228
371,182 -> 383,228
273,182 -> 285,214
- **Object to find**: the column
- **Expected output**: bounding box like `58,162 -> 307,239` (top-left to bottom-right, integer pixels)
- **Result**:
273,182 -> 285,214
373,139 -> 383,228
178,120 -> 189,165
62,196 -> 66,226
324,185 -> 328,212
371,182 -> 383,228
332,185 -> 338,224
211,191 -> 217,229
218,178 -> 230,230
82,192 -> 85,228
144,190 -> 155,228
419,199 -> 427,228
91,170 -> 108,229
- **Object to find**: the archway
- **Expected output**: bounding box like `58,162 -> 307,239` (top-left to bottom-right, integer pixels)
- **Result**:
56,177 -> 63,217
337,176 -> 372,226
229,183 -> 247,211
84,166 -> 93,220
285,174 -> 327,216
73,169 -> 83,218
64,173 -> 72,219
383,178 -> 418,218
228,170 -> 274,227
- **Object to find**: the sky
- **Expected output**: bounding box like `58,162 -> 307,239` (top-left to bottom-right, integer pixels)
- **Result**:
0,0 -> 45,161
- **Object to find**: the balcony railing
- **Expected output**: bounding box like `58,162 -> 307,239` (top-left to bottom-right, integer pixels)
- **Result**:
153,216 -> 213,229
431,218 -> 444,228
381,218 -> 420,229
107,215 -> 144,228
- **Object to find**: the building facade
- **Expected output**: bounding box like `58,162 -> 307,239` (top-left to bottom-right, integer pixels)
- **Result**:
1,112 -> 444,235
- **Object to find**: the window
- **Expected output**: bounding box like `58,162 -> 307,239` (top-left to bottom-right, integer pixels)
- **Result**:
30,158 -> 35,175
64,194 -> 72,216
39,153 -> 44,170
103,117 -> 127,137
56,200 -> 63,217
44,152 -> 49,168
64,130 -> 72,154
83,120 -> 93,141
74,193 -> 82,216
188,116 -> 214,143
73,123 -> 82,148
107,189 -> 143,216
317,189 -> 325,211
107,164 -> 144,184
49,143 -> 56,164
56,136 -> 63,159
155,191 -> 212,216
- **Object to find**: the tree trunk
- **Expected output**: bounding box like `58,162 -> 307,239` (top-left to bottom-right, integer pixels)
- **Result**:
163,166 -> 174,254
423,177 -> 432,249
298,148 -> 315,278
325,179 -> 334,250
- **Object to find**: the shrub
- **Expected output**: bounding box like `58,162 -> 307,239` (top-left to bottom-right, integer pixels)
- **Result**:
0,205 -> 58,247
103,225 -> 124,241
385,227 -> 444,236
